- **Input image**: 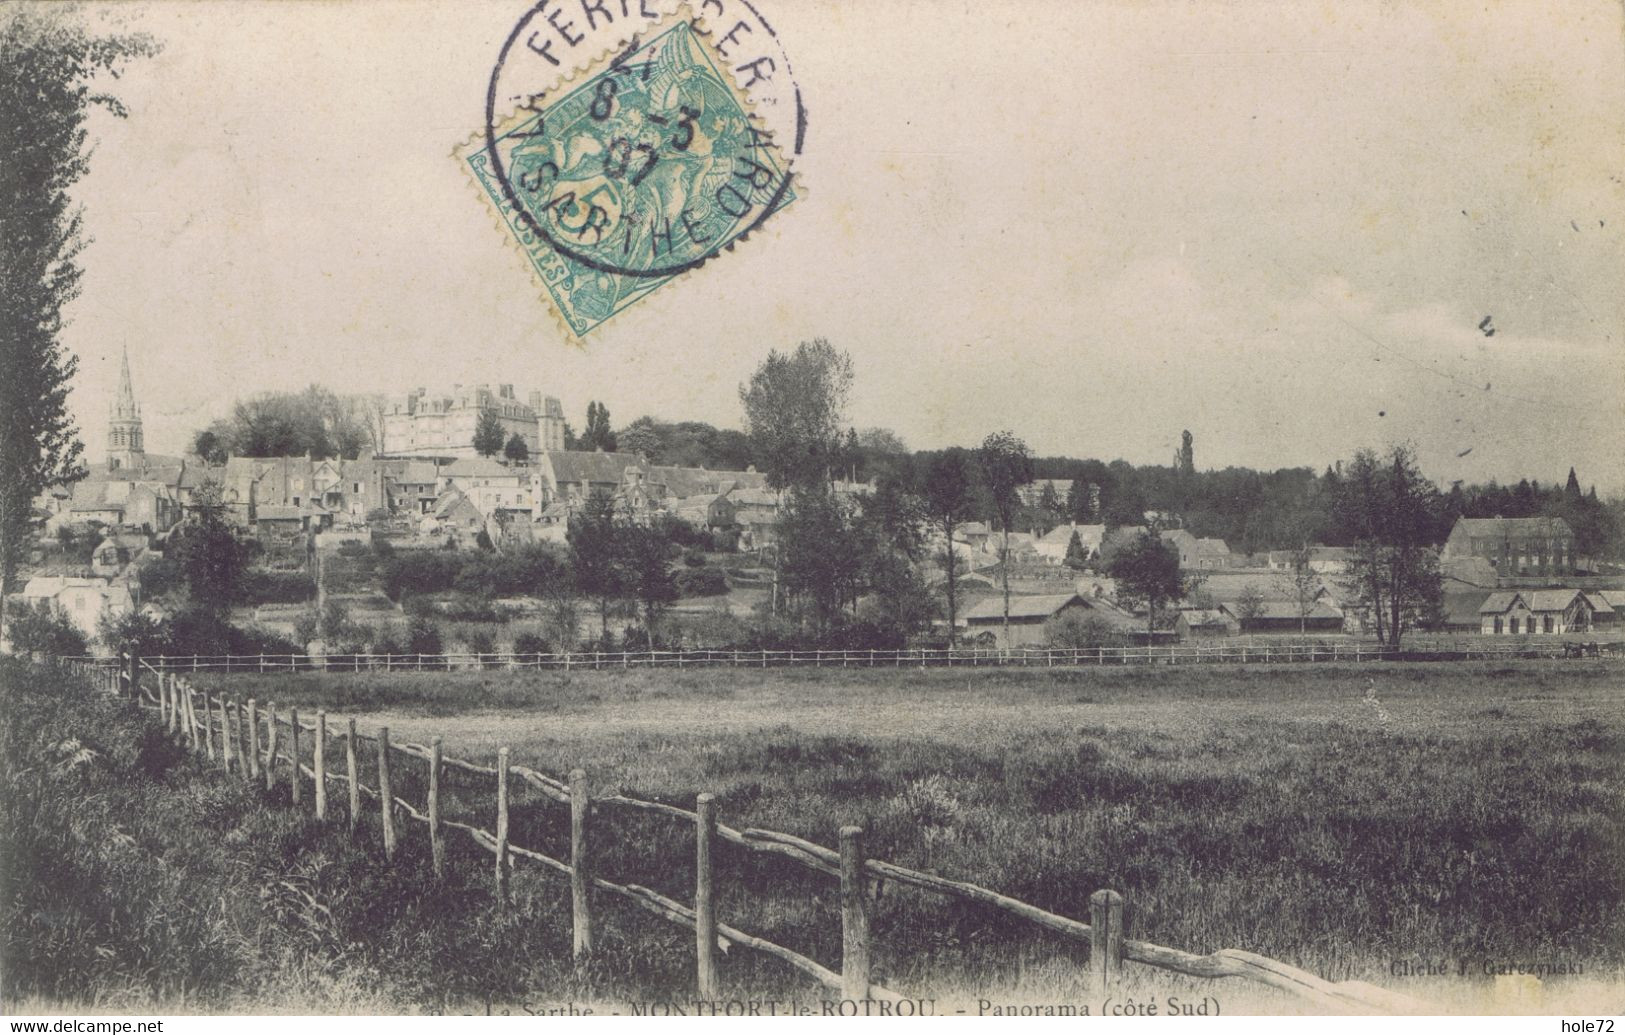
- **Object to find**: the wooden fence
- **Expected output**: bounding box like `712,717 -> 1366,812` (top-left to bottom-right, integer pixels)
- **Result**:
55,655 -> 1434,1014
111,638 -> 1624,675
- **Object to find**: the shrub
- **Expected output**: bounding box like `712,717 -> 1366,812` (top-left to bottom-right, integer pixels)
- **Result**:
4,600 -> 88,656
1046,610 -> 1125,649
97,610 -> 171,659
293,611 -> 319,647
676,567 -> 729,597
240,570 -> 317,606
463,629 -> 496,656
405,616 -> 442,656
683,548 -> 707,568
511,631 -> 550,656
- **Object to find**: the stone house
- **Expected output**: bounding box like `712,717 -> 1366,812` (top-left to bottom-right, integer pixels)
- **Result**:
1442,516 -> 1577,578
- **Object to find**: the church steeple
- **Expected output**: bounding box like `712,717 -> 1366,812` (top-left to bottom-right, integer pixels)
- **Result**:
107,345 -> 145,470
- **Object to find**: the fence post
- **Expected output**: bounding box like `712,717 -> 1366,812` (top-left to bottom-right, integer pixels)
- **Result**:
346,718 -> 360,833
378,726 -> 396,860
570,768 -> 593,957
218,695 -> 234,771
230,698 -> 247,777
840,825 -> 870,1000
264,703 -> 278,789
289,708 -> 302,805
202,692 -> 216,761
314,711 -> 328,820
1090,889 -> 1125,992
246,699 -> 260,781
429,736 -> 445,879
695,792 -> 718,997
495,747 -> 510,902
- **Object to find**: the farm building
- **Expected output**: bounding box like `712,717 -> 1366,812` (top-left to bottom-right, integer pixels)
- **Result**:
963,593 -> 1099,648
1477,589 -> 1595,635
1220,599 -> 1344,633
1176,608 -> 1239,638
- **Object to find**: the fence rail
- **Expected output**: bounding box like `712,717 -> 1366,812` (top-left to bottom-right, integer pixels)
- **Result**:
51,654 -> 1437,1014
65,638 -> 1625,676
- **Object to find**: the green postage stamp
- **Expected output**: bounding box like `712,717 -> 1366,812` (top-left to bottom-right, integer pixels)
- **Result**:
462,12 -> 799,339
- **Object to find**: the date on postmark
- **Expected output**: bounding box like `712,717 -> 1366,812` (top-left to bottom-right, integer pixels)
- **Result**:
462,10 -> 799,339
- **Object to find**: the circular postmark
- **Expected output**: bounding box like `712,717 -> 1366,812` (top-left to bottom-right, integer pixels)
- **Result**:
483,0 -> 805,282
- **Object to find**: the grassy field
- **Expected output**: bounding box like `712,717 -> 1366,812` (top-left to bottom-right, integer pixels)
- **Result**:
189,660 -> 1625,1013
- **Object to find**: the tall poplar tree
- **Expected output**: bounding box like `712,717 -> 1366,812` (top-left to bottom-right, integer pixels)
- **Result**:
1,7 -> 158,630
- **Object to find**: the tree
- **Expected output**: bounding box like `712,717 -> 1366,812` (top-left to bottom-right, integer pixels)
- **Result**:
1232,583 -> 1266,632
502,433 -> 530,463
192,428 -> 229,465
473,409 -> 505,457
978,431 -> 1034,646
778,487 -> 867,638
1333,446 -> 1444,647
1289,546 -> 1321,634
1063,529 -> 1090,571
1,8 -> 157,636
740,339 -> 855,616
581,401 -> 617,452
924,449 -> 974,646
625,524 -> 680,641
98,608 -> 171,659
568,492 -> 630,639
3,599 -> 87,656
1106,530 -> 1187,639
1035,482 -> 1061,536
618,416 -> 662,460
738,338 -> 854,492
1066,479 -> 1095,523
168,483 -> 247,611
1178,430 -> 1195,475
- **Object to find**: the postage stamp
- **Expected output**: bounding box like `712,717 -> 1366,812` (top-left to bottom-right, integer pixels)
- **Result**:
462,10 -> 799,339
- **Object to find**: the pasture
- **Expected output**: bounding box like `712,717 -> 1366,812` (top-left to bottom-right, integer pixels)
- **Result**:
200,659 -> 1625,1013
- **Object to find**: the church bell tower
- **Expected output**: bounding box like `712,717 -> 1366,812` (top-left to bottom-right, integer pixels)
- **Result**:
107,346 -> 146,471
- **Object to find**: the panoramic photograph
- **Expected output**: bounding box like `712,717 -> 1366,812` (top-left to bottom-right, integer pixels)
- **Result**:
1,0 -> 1621,1026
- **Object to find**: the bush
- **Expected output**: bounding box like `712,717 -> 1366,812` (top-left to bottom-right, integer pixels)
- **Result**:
683,548 -> 707,568
97,610 -> 171,659
463,630 -> 496,656
1046,610 -> 1126,649
676,567 -> 729,597
240,570 -> 317,606
511,631 -> 550,656
405,616 -> 442,656
4,600 -> 88,656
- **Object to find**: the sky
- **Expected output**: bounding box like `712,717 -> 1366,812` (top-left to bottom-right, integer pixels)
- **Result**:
58,0 -> 1625,492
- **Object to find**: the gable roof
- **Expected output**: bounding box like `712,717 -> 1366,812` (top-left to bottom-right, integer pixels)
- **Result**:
1526,589 -> 1583,612
442,457 -> 521,480
1222,600 -> 1343,621
964,593 -> 1084,621
1196,537 -> 1231,556
1449,516 -> 1575,539
544,450 -> 636,485
1479,592 -> 1522,614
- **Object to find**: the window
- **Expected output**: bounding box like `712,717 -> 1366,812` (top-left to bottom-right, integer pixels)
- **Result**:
1510,616 -> 1520,635
1493,617 -> 1502,634
354,482 -> 361,494
293,496 -> 301,507
1544,615 -> 1554,634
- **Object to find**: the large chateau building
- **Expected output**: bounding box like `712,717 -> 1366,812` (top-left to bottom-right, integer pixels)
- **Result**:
381,385 -> 565,459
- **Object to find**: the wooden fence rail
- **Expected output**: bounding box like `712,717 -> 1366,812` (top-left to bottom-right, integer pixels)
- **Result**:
53,655 -> 1434,1014
62,638 -> 1624,678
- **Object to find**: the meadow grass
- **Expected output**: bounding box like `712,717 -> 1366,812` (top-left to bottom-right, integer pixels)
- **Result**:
5,659 -> 1620,1013
204,661 -> 1625,1011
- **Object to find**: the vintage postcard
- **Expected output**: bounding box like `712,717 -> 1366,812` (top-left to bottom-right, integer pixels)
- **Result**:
2,0 -> 1622,1026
